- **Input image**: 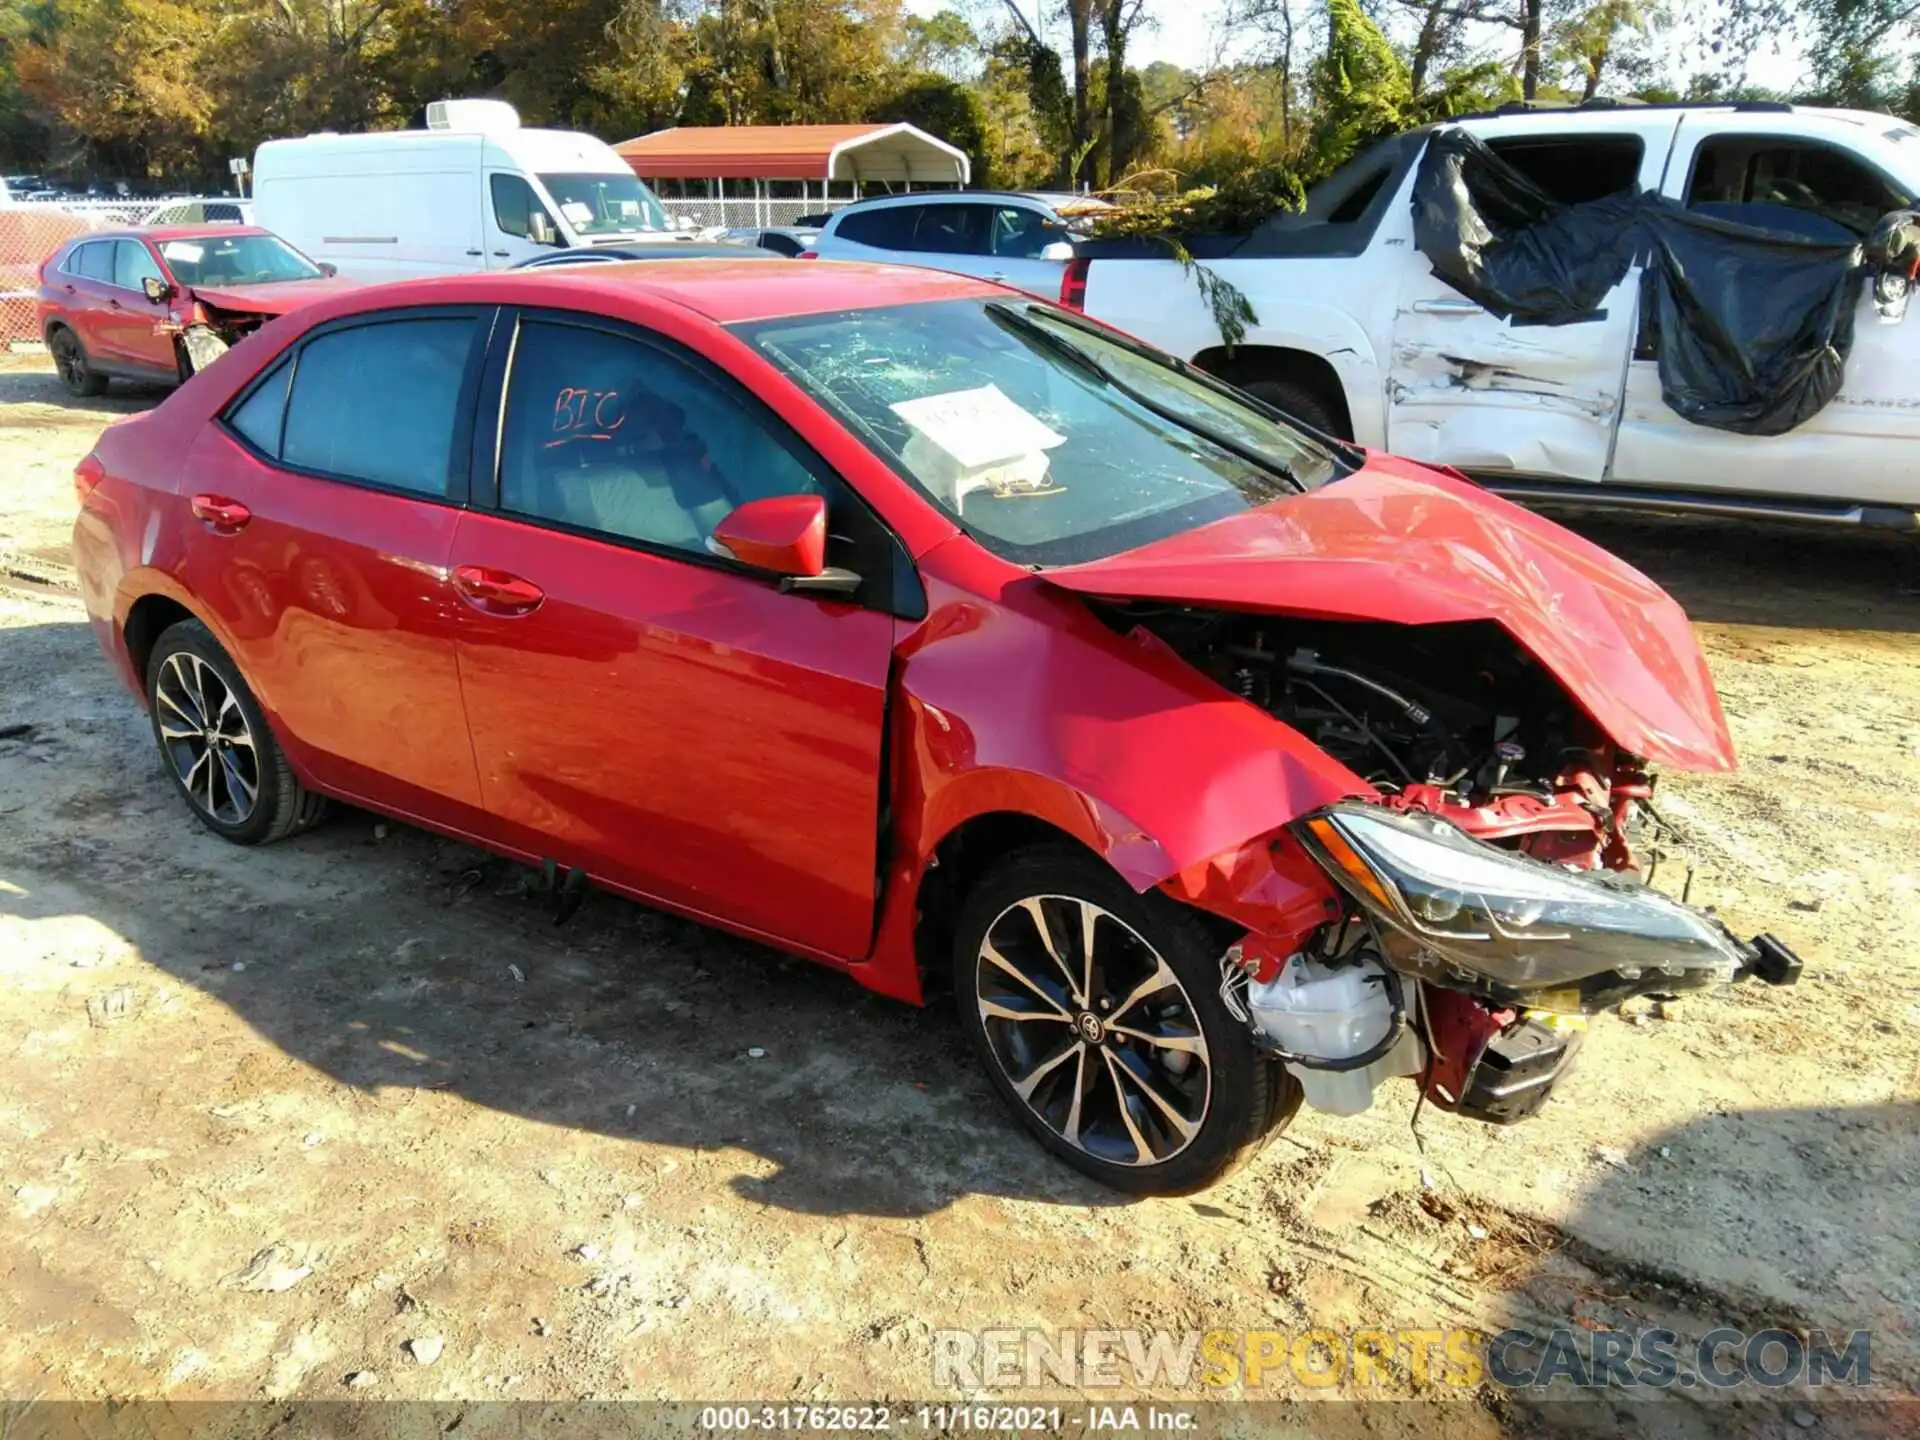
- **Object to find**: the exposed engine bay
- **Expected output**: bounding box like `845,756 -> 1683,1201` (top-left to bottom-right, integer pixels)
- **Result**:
1107,602 -> 1805,1127
1110,606 -> 1650,870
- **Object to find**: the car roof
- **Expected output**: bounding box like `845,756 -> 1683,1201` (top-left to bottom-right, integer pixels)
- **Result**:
829,190 -> 1053,214
303,258 -> 1003,327
73,225 -> 276,244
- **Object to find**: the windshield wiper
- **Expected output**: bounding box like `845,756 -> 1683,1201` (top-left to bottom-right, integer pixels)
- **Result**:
983,302 -> 1300,491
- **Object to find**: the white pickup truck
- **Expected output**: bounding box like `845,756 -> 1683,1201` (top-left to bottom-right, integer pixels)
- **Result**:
1077,103 -> 1920,529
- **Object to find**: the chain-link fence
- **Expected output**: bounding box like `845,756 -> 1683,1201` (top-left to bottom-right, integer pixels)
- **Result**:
1,197 -> 211,345
659,196 -> 842,232
2,193 -> 840,345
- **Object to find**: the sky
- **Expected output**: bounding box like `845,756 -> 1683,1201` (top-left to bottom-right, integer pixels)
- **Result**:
909,0 -> 1814,95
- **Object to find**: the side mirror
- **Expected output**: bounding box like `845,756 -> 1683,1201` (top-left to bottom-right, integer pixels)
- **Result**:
1039,241 -> 1076,262
141,275 -> 172,304
529,210 -> 560,247
318,261 -> 338,277
708,493 -> 861,596
673,214 -> 700,232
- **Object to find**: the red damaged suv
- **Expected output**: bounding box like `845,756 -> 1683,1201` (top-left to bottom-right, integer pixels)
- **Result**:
38,226 -> 356,395
71,261 -> 1801,1193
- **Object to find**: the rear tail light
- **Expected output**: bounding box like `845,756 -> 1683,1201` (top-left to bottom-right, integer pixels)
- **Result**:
797,250 -> 819,260
1059,257 -> 1089,311
74,452 -> 106,505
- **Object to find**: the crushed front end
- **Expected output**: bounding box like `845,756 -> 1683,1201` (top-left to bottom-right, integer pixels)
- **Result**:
1139,609 -> 1803,1126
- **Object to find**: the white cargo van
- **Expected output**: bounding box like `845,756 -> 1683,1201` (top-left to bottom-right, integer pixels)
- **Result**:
253,99 -> 692,280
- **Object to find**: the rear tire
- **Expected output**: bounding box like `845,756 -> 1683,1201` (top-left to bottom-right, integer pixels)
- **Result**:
952,845 -> 1299,1194
49,327 -> 107,398
1243,377 -> 1345,439
146,620 -> 327,845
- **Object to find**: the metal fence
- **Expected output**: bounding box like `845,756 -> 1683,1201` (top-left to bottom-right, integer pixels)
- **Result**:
659,196 -> 843,232
1,193 -> 838,345
0,196 -> 185,344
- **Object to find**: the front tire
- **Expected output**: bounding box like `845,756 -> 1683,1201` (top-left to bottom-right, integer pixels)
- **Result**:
50,327 -> 108,398
953,846 -> 1298,1194
146,620 -> 326,845
1243,377 -> 1345,439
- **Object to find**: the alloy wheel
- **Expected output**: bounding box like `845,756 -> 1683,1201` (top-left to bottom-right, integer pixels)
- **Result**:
154,651 -> 260,825
975,894 -> 1212,1168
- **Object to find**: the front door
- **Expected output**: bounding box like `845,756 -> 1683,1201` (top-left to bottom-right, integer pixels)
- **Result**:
176,309 -> 492,826
1609,118 -> 1920,507
99,239 -> 174,373
1384,127 -> 1665,482
449,311 -> 895,959
984,204 -> 1073,298
485,173 -> 559,270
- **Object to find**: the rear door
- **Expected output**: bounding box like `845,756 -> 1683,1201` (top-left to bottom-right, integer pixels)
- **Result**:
61,240 -> 120,359
176,307 -> 494,827
1609,116 -> 1920,506
447,308 -> 898,959
902,202 -> 993,279
823,202 -> 923,262
1385,125 -> 1665,481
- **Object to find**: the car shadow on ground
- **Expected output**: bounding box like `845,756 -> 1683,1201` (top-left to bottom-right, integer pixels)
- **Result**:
1478,1098 -> 1917,1436
0,619 -> 1120,1220
0,368 -> 166,416
1539,508 -> 1920,635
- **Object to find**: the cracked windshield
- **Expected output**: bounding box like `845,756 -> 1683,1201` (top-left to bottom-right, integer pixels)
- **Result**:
736,299 -> 1340,566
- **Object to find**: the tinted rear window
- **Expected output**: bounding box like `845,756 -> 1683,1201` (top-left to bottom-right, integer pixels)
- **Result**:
280,318 -> 476,495
226,359 -> 292,456
72,242 -> 114,282
835,207 -> 919,249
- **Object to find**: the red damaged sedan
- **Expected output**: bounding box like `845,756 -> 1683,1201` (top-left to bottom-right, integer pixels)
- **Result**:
38,226 -> 356,396
70,261 -> 1801,1193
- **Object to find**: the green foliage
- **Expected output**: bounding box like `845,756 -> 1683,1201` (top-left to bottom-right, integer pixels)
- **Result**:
1307,0 -> 1410,173
1078,162 -> 1307,348
873,75 -> 992,186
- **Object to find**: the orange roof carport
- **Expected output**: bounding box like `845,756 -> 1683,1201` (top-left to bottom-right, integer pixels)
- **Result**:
613,123 -> 970,186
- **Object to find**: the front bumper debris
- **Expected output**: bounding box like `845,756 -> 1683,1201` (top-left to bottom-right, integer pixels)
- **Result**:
1737,931 -> 1804,986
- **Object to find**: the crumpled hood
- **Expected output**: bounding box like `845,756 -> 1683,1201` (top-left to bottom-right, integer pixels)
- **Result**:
187,276 -> 363,315
1042,454 -> 1734,772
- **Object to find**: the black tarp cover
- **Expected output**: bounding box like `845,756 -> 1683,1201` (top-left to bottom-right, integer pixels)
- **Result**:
1411,128 -> 1868,437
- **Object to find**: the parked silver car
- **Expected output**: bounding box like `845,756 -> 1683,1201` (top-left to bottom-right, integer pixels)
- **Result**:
804,191 -> 1093,297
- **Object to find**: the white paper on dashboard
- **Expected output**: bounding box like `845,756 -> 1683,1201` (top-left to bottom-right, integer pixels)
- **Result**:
889,385 -> 1066,470
560,201 -> 595,227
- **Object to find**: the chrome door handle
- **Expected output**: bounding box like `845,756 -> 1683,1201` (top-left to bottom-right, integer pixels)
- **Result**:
465,249 -> 484,257
1411,297 -> 1482,316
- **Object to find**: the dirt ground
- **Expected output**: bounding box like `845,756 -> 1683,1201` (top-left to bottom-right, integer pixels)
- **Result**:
1,358 -> 1916,1438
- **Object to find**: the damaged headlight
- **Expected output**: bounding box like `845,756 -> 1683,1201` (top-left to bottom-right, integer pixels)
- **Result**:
1295,802 -> 1745,1003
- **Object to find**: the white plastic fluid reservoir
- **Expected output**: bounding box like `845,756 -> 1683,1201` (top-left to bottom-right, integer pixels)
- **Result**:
1246,955 -> 1424,1116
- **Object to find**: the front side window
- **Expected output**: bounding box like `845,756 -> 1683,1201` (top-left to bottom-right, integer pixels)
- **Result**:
280,318 -> 476,494
159,234 -> 323,287
992,206 -> 1066,258
535,172 -> 669,235
1687,136 -> 1914,236
114,240 -> 164,292
734,299 -> 1341,566
490,173 -> 546,239
498,320 -> 821,555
